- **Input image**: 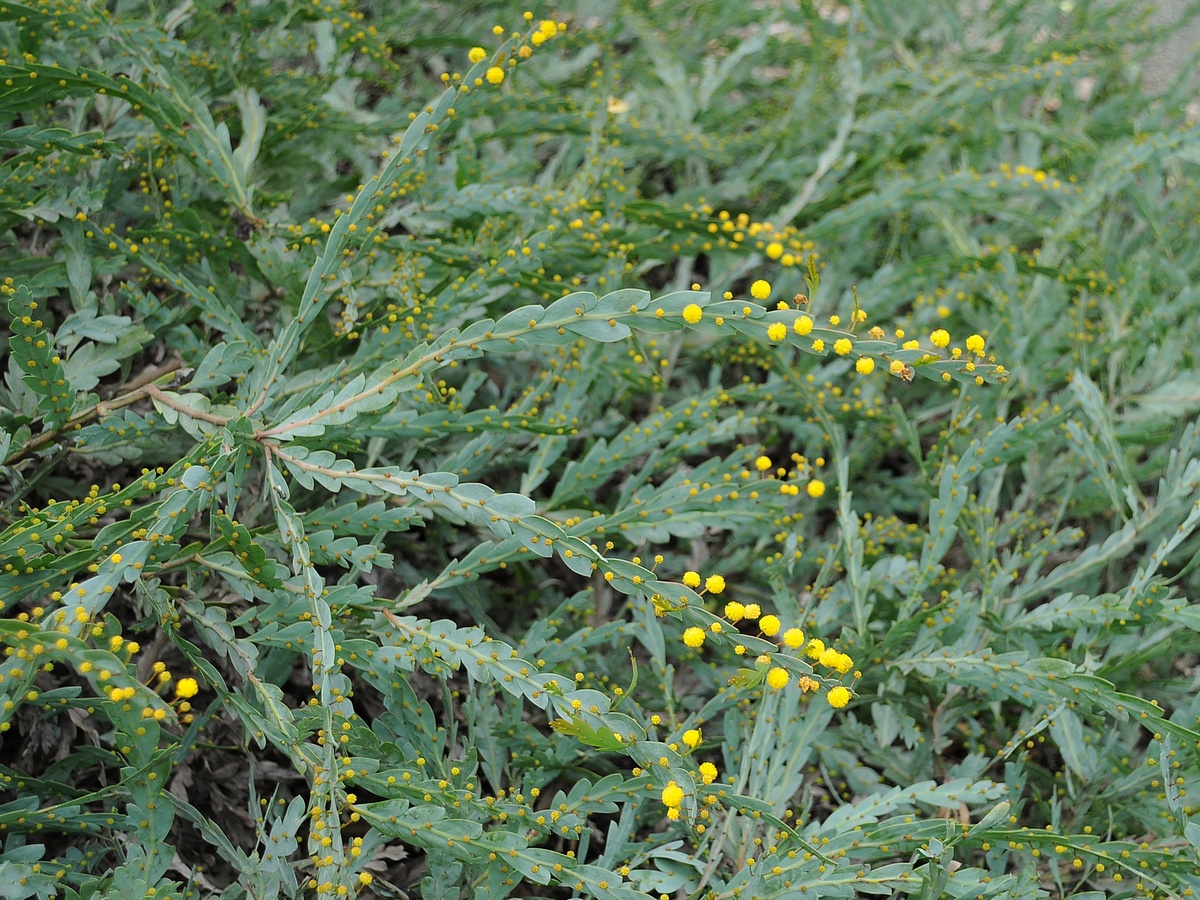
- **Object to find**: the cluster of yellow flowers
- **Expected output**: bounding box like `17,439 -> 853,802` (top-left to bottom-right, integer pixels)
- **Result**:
676,278 -> 1001,386
676,574 -> 858,711
653,726 -> 720,821
452,14 -> 564,91
5,598 -> 201,729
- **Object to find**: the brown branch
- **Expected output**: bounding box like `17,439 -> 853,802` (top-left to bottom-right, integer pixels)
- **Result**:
144,385 -> 231,426
3,358 -> 184,468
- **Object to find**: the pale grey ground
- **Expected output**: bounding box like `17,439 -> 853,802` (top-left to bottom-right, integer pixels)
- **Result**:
1142,0 -> 1200,97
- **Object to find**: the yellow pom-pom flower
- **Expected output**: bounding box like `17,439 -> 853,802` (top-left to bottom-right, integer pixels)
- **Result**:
794,315 -> 813,336
759,615 -> 780,637
966,333 -> 985,356
468,47 -> 487,64
806,479 -> 826,498
755,455 -> 772,472
750,279 -> 771,300
930,328 -> 950,348
767,322 -> 787,342
682,728 -> 701,749
682,571 -> 701,588
699,762 -> 718,784
827,686 -> 852,708
724,601 -> 746,622
704,574 -> 726,594
485,66 -> 505,85
855,357 -> 875,374
661,782 -> 684,807
783,628 -> 805,649
174,677 -> 199,699
683,627 -> 706,648
682,303 -> 703,324
766,667 -> 790,689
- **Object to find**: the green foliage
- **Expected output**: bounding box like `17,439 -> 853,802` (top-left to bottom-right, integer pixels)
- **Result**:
3,0 -> 1200,898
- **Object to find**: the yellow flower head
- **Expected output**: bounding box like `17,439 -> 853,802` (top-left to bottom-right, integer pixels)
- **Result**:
485,66 -> 505,85
468,47 -> 487,64
806,479 -> 826,498
682,571 -> 701,588
794,315 -> 813,336
930,328 -> 950,349
750,279 -> 772,300
827,686 -> 852,708
704,574 -> 726,594
682,728 -> 701,749
699,762 -> 718,784
783,627 -> 805,649
834,338 -> 853,356
724,601 -> 746,622
855,357 -> 875,374
682,303 -> 703,324
755,455 -> 772,472
766,667 -> 790,690
174,677 -> 199,699
661,782 -> 684,807
683,627 -> 706,649
759,615 -> 780,637
767,322 -> 787,341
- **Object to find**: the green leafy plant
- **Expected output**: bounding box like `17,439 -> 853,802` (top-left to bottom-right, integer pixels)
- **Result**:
4,1 -> 1200,899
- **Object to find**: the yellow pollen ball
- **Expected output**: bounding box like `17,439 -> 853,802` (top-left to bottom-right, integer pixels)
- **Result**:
750,279 -> 771,300
827,686 -> 852,708
682,303 -> 703,324
661,782 -> 684,807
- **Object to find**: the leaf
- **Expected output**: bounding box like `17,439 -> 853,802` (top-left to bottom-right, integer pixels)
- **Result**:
5,284 -> 73,429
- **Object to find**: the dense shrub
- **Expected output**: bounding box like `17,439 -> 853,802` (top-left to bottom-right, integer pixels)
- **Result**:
4,1 -> 1200,898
